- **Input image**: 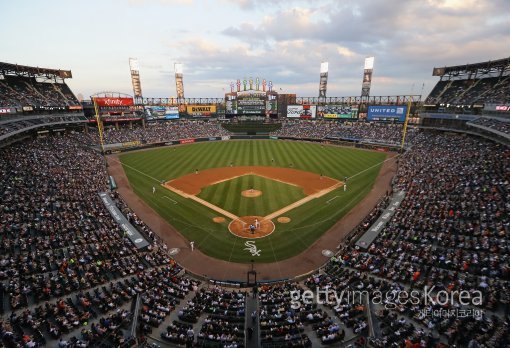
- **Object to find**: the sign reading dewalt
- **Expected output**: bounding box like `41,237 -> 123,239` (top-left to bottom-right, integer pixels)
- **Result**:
186,105 -> 216,116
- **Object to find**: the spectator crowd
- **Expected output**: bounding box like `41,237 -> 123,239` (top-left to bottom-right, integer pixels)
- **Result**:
86,120 -> 231,145
470,117 -> 510,137
1,118 -> 509,347
426,75 -> 510,106
0,76 -> 79,108
271,120 -> 416,146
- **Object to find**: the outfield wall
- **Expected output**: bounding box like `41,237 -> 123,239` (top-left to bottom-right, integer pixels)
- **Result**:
102,134 -> 402,155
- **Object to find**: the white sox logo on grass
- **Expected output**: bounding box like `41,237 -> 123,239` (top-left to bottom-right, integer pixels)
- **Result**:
244,241 -> 261,256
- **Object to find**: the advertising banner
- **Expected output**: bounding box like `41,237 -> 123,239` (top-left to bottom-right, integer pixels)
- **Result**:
103,141 -> 142,150
94,97 -> 134,107
180,138 -> 195,144
98,192 -> 150,249
146,106 -> 180,119
356,191 -> 405,249
186,105 -> 216,116
286,105 -> 317,118
146,106 -> 165,119
0,108 -> 16,115
322,105 -> 357,119
367,105 -> 407,122
165,106 -> 179,119
68,105 -> 83,110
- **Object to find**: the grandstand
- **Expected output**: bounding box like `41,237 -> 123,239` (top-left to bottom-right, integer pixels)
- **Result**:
424,57 -> 510,113
1,58 -> 510,348
0,62 -> 80,113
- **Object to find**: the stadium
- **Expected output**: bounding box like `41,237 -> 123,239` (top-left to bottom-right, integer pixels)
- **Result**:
2,3 -> 510,348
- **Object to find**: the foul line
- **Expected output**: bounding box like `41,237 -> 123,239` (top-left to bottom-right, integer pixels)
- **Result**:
326,196 -> 340,204
263,181 -> 343,220
347,154 -> 399,181
163,182 -> 240,221
162,196 -> 178,204
109,156 -> 163,183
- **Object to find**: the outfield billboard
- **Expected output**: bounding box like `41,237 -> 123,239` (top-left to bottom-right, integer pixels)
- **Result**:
146,106 -> 180,119
321,105 -> 358,119
164,106 -> 179,119
287,105 -> 317,118
186,105 -> 216,116
367,105 -> 407,122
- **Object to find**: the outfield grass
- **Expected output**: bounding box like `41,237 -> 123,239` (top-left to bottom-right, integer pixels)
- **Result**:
197,174 -> 306,217
119,140 -> 387,264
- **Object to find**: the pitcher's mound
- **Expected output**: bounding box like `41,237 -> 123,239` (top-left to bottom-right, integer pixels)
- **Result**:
228,216 -> 275,239
213,217 -> 225,223
277,217 -> 291,223
241,190 -> 262,198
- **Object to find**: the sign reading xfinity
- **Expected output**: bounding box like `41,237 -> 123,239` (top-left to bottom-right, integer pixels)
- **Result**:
367,105 -> 407,122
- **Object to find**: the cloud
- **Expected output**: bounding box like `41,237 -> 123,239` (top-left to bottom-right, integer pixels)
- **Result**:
220,0 -> 302,10
71,0 -> 510,97
337,46 -> 356,58
208,0 -> 509,97
128,0 -> 193,5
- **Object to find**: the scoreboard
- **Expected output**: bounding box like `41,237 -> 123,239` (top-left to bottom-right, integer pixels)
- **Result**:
224,89 -> 278,116
236,91 -> 266,115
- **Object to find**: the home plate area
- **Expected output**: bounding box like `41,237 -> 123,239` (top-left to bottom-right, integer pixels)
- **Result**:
228,215 -> 275,238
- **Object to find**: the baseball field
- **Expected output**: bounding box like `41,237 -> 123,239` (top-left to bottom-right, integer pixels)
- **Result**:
118,140 -> 387,263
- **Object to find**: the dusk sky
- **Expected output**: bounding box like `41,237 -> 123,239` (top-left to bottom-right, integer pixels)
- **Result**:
2,0 -> 509,99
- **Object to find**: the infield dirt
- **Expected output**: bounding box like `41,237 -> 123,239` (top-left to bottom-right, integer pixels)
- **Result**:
241,189 -> 262,198
164,166 -> 339,196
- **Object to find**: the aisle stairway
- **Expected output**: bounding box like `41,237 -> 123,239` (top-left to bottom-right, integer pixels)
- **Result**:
245,290 -> 260,348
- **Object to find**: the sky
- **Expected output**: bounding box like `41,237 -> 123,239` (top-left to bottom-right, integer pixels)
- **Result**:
1,0 -> 509,100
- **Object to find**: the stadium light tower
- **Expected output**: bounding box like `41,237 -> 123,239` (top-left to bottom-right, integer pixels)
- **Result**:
128,58 -> 143,103
319,61 -> 328,100
174,63 -> 185,101
361,56 -> 374,98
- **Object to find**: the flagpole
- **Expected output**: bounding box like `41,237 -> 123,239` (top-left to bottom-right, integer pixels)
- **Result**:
93,97 -> 106,155
93,97 -> 109,172
400,99 -> 412,151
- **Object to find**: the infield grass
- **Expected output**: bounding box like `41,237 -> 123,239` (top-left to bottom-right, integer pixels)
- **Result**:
197,174 -> 306,217
119,140 -> 387,266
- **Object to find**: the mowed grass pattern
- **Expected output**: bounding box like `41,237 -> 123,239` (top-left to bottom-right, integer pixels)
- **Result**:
197,175 -> 306,217
119,140 -> 387,267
